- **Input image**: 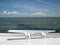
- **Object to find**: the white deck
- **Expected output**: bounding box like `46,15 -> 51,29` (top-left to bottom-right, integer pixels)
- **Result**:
0,30 -> 60,45
0,33 -> 60,45
0,37 -> 60,45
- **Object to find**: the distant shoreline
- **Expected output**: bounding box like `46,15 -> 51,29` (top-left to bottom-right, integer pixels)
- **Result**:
0,17 -> 60,18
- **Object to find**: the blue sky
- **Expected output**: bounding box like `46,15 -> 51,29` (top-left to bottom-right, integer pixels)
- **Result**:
0,0 -> 60,17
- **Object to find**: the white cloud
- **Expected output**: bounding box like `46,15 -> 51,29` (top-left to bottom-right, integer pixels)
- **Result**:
3,11 -> 7,14
2,11 -> 47,17
31,12 -> 47,16
3,11 -> 21,15
0,11 -> 59,17
37,0 -> 60,8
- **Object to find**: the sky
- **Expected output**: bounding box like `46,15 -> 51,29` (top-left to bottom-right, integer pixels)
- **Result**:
0,0 -> 60,17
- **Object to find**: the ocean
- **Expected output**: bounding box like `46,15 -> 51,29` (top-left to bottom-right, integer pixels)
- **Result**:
0,17 -> 60,32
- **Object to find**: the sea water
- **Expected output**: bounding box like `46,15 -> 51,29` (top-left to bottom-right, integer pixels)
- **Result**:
0,17 -> 60,32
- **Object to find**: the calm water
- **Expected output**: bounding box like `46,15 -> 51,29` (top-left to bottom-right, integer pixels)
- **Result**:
0,17 -> 60,32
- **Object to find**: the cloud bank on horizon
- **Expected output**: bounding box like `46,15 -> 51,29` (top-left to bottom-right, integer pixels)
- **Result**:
0,0 -> 60,17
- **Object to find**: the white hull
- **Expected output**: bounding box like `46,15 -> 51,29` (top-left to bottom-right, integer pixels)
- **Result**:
0,38 -> 60,45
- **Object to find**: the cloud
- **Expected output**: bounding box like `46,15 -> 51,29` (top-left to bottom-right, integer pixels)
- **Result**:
37,0 -> 60,8
3,11 -> 47,17
31,12 -> 47,16
3,11 -> 7,14
3,11 -> 21,15
0,11 -> 59,17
